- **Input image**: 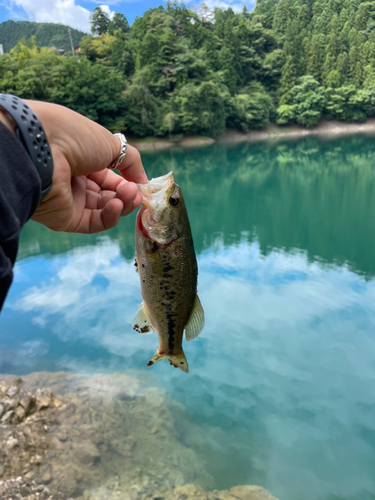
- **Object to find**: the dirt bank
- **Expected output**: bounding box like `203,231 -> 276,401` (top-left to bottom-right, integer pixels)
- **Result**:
128,136 -> 215,152
220,119 -> 375,144
0,373 -> 278,500
128,119 -> 375,152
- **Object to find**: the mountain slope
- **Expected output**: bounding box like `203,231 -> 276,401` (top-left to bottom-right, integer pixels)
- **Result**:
0,20 -> 88,53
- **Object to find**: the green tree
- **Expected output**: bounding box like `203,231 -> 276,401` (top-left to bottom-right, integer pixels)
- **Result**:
349,88 -> 375,118
322,53 -> 336,86
1,40 -> 64,100
276,104 -> 296,125
337,51 -> 349,84
307,34 -> 325,81
326,69 -> 341,88
123,68 -> 162,136
354,60 -> 363,88
53,57 -> 127,131
355,2 -> 370,31
90,7 -> 110,36
79,33 -> 116,65
325,85 -> 364,121
349,45 -> 360,84
262,49 -> 284,91
272,0 -> 293,34
173,80 -> 229,136
339,8 -> 349,30
327,15 -> 339,59
279,55 -> 297,103
288,75 -> 326,126
108,13 -> 129,36
227,82 -> 275,130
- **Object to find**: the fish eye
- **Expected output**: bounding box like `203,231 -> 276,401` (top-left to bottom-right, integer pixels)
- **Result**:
169,195 -> 179,207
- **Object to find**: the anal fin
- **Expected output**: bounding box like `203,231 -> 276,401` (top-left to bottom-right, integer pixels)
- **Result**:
133,302 -> 154,334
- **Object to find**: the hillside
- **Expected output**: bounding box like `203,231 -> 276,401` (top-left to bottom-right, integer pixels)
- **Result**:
0,20 -> 87,53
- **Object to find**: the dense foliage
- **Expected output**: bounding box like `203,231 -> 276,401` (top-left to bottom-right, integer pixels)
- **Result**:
0,20 -> 86,54
2,0 -> 375,136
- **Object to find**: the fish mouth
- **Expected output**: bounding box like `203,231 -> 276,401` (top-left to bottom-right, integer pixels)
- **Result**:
137,172 -> 174,208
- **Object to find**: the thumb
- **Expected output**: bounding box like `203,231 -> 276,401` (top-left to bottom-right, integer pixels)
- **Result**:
24,100 -> 147,182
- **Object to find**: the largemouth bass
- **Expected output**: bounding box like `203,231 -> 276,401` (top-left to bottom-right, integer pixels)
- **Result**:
133,172 -> 204,373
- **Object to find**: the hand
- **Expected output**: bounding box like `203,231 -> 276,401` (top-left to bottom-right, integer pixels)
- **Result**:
25,100 -> 148,234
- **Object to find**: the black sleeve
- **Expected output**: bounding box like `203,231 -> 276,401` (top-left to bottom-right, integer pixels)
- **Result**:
0,122 -> 41,311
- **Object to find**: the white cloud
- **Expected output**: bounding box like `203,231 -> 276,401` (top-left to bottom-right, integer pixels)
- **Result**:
98,4 -> 114,19
88,0 -> 136,4
8,0 -> 91,33
189,0 -> 256,16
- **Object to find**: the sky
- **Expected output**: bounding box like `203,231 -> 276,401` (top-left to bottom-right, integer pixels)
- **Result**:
0,0 -> 256,34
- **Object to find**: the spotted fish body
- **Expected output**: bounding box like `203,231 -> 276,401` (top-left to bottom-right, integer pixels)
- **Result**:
133,172 -> 204,373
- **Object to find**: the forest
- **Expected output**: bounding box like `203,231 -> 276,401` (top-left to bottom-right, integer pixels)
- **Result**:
1,0 -> 375,137
0,20 -> 85,54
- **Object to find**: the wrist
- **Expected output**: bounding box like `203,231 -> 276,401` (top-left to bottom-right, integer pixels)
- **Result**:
0,95 -> 54,201
0,109 -> 17,135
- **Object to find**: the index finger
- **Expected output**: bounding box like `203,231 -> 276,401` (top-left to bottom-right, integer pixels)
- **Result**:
117,144 -> 148,184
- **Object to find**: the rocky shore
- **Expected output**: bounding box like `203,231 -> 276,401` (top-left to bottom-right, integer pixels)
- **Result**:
0,373 -> 278,500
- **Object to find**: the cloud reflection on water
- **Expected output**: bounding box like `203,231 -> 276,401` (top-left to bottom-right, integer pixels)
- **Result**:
10,234 -> 375,399
11,236 -> 374,357
12,238 -> 145,360
7,235 -> 375,500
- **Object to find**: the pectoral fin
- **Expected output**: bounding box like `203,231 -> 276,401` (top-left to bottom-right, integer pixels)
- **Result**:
185,295 -> 205,341
133,302 -> 154,334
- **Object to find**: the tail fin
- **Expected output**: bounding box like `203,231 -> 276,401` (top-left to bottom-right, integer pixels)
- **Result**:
146,348 -> 189,374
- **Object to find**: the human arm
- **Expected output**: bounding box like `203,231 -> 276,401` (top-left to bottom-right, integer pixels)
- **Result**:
0,99 -> 147,309
0,117 -> 41,309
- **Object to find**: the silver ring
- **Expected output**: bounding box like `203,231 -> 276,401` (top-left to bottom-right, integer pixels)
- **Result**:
108,133 -> 127,170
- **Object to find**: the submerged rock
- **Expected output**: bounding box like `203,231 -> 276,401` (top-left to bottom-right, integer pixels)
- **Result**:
0,377 -> 63,485
0,477 -> 66,500
0,373 -> 279,500
152,484 -> 278,500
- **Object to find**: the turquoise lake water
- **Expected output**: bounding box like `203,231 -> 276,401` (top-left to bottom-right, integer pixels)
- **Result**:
1,136 -> 375,500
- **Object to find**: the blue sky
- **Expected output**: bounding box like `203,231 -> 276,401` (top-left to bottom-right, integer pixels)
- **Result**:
0,0 -> 256,34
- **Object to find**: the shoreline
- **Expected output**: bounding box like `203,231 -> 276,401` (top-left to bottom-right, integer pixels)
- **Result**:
128,119 -> 375,152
